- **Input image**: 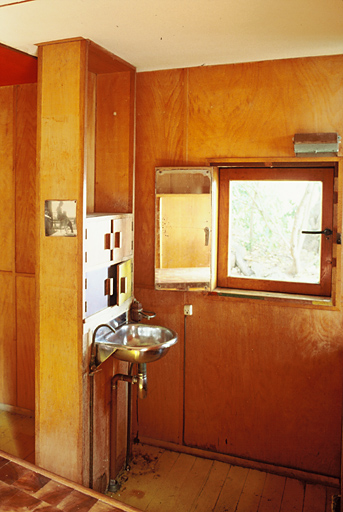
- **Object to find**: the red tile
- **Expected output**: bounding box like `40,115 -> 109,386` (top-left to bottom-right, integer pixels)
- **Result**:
14,470 -> 50,493
0,456 -> 8,469
58,489 -> 98,512
32,503 -> 62,511
0,487 -> 41,510
0,479 -> 19,502
0,461 -> 30,485
34,480 -> 73,506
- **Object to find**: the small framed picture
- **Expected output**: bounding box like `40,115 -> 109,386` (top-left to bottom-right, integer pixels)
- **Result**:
45,200 -> 77,237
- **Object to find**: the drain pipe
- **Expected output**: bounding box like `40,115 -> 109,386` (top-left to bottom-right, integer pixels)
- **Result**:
108,367 -> 137,492
108,363 -> 148,492
137,363 -> 148,400
125,364 -> 134,471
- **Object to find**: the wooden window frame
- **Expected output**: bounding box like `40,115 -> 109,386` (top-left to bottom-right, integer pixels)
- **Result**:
217,165 -> 335,297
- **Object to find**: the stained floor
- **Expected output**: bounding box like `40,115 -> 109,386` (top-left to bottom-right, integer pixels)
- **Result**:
111,444 -> 338,512
0,410 -> 339,512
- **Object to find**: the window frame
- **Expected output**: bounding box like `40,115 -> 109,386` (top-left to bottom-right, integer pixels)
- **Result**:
217,164 -> 335,297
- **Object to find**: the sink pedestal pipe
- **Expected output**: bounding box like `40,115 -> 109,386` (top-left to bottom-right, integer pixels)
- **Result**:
108,363 -> 148,493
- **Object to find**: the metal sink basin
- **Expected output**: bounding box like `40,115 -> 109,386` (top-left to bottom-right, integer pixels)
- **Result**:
95,323 -> 178,365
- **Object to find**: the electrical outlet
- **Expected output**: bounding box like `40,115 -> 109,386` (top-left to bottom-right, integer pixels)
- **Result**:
184,305 -> 193,316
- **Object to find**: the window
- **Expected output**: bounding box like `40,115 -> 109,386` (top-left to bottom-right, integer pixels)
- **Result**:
218,165 -> 335,297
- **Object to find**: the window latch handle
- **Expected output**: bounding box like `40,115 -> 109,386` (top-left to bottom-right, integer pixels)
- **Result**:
302,228 -> 332,237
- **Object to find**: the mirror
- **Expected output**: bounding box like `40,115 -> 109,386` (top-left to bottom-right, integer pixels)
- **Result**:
155,167 -> 217,291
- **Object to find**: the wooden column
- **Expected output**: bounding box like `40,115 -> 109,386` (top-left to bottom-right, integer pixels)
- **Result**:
36,39 -> 86,482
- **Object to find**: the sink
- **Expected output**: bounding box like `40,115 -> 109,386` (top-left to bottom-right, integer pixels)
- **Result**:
95,323 -> 178,365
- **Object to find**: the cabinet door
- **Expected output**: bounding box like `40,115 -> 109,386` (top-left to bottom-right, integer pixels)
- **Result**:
85,265 -> 116,317
111,216 -> 133,264
85,217 -> 112,268
85,215 -> 133,268
117,259 -> 132,306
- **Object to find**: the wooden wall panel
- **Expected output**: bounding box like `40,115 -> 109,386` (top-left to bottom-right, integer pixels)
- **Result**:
135,69 -> 187,287
134,287 -> 184,444
135,54 -> 343,479
95,71 -> 134,213
15,83 -> 37,274
16,275 -> 35,410
0,87 -> 15,272
0,273 -> 16,405
0,83 -> 36,411
187,56 -> 343,161
86,72 -> 96,214
183,293 -> 343,477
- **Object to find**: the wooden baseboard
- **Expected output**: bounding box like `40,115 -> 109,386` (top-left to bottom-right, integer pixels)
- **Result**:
0,403 -> 34,418
139,436 -> 340,489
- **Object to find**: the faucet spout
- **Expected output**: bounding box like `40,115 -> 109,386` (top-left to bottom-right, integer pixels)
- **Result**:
92,323 -> 116,343
140,310 -> 156,320
90,323 -> 117,374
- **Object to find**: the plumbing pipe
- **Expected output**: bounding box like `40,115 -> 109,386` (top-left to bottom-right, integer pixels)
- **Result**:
108,363 -> 149,491
109,366 -> 137,491
125,364 -> 134,470
112,373 -> 137,388
137,363 -> 148,400
89,373 -> 95,489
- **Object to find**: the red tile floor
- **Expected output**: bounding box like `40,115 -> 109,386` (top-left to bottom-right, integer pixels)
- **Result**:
0,450 -> 141,512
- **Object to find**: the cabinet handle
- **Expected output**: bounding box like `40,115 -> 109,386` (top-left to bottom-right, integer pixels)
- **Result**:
120,276 -> 127,294
104,278 -> 114,296
114,231 -> 122,249
105,233 -> 113,250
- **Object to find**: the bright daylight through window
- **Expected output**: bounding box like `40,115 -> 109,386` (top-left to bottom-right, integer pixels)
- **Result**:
218,166 -> 335,297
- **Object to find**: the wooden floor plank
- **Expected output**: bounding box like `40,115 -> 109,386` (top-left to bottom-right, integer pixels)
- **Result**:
145,452 -> 197,511
113,446 -> 179,510
235,468 -> 267,512
0,415 -> 338,512
280,477 -> 305,512
213,464 -> 249,512
258,472 -> 286,512
303,483 -> 327,512
190,460 -> 231,512
164,456 -> 214,511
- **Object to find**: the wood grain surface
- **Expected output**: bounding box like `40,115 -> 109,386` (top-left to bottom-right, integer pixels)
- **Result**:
134,54 -> 343,480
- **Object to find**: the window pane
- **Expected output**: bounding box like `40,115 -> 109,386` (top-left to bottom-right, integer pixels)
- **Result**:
229,181 -> 322,284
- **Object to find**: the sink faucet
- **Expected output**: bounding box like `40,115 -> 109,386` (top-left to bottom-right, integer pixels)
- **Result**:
130,299 -> 156,322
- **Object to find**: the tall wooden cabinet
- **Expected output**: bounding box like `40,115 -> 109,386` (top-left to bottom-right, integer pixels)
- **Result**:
36,38 -> 135,486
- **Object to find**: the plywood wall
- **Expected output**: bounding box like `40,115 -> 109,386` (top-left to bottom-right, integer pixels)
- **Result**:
0,84 -> 36,411
134,55 -> 343,479
95,71 -> 135,213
